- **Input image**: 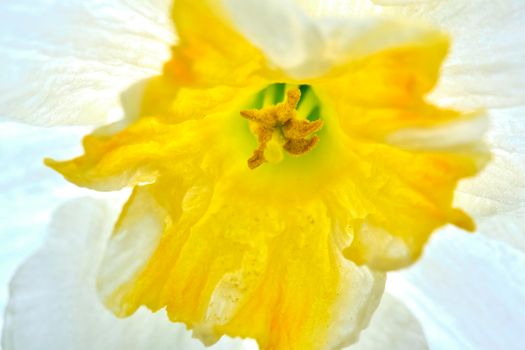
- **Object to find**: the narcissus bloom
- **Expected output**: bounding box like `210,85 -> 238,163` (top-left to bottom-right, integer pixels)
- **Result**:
42,0 -> 489,348
1,0 -> 524,350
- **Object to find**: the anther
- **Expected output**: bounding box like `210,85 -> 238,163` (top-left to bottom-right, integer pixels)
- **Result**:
240,87 -> 323,169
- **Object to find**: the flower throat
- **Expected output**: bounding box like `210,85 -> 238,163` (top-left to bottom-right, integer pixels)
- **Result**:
241,84 -> 324,169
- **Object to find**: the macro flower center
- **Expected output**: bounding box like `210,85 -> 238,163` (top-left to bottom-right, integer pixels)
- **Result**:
241,85 -> 324,169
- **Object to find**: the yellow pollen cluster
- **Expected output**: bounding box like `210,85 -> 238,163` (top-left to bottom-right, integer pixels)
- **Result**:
241,88 -> 324,169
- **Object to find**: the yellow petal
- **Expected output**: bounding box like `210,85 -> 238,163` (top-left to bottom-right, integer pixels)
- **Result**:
138,0 -> 281,123
46,118 -> 203,191
169,0 -> 271,86
328,138 -> 483,270
312,32 -> 489,269
314,30 -> 477,150
99,180 -> 385,350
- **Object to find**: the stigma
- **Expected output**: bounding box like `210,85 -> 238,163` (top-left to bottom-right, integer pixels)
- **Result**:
241,88 -> 324,169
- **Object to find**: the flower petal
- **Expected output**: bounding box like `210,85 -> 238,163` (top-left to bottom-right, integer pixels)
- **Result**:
347,293 -> 428,350
44,116 -> 224,191
388,228 -> 525,350
1,197 -> 247,350
369,1 -> 525,244
0,122 -> 90,333
315,17 -> 450,81
452,106 -> 525,255
372,0 -> 431,5
0,0 -> 174,126
330,138 -> 484,270
96,180 -> 385,350
377,0 -> 525,110
296,0 -> 378,16
315,32 -> 488,270
298,1 -> 525,237
216,0 -> 461,80
219,0 -> 325,78
454,106 -> 525,216
317,27 -> 449,111
169,0 -> 273,87
129,0 -> 276,126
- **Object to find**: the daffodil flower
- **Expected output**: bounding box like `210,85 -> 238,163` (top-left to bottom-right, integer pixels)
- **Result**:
1,0 -> 524,350
38,0 -> 490,348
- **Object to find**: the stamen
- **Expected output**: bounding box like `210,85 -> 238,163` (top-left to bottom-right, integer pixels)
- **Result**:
284,136 -> 320,155
241,88 -> 324,169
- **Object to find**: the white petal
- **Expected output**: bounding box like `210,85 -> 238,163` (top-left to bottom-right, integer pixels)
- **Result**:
454,106 -> 525,228
0,121 -> 91,331
372,0 -> 431,5
221,0 -> 326,78
1,198 -> 247,350
315,16 -> 447,71
296,0 -> 378,18
455,110 -> 525,252
0,0 -> 174,126
475,210 -> 525,255
388,228 -> 525,350
346,293 -> 428,350
377,0 -> 525,110
222,0 -> 448,79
